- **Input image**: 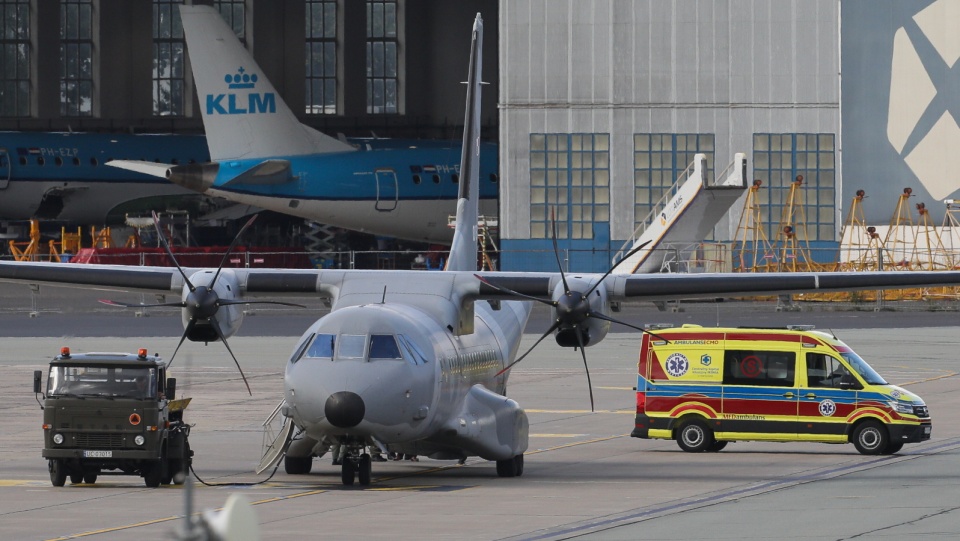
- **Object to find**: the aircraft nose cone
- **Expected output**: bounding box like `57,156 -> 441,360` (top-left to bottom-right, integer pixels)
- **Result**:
325,391 -> 365,428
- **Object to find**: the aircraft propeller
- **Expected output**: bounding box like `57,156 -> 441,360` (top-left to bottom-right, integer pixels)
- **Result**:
99,212 -> 305,395
477,211 -> 669,411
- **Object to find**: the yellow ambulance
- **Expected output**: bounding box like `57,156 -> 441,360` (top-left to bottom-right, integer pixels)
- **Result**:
630,325 -> 931,455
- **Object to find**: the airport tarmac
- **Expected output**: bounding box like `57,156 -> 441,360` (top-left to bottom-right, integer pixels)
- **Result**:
1,289 -> 960,540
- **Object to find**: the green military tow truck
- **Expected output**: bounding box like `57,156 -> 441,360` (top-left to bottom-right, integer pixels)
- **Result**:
33,347 -> 193,487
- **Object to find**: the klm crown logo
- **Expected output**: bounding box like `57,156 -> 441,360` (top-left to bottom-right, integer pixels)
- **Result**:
206,67 -> 276,115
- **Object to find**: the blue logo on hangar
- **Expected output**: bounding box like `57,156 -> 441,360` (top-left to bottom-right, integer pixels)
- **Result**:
206,67 -> 276,115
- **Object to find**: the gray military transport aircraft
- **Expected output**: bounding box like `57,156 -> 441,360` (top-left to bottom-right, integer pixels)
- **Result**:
4,13 -> 960,486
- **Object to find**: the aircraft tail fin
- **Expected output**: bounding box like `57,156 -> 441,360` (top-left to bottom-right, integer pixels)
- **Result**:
445,13 -> 484,272
179,6 -> 354,161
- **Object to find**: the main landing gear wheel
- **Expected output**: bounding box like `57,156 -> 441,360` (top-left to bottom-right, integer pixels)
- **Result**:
358,454 -> 372,486
496,454 -> 524,478
676,419 -> 715,453
852,420 -> 889,455
49,460 -> 66,487
341,457 -> 355,486
284,455 -> 313,475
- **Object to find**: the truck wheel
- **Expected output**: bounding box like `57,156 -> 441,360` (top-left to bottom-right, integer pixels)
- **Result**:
83,471 -> 98,484
49,459 -> 67,487
144,460 -> 165,488
70,472 -> 84,484
676,419 -> 714,453
852,420 -> 888,455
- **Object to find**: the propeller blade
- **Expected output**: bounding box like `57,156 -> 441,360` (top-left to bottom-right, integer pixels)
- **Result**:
210,214 -> 258,287
574,327 -> 595,412
585,310 -> 671,343
217,299 -> 307,309
152,210 -> 195,292
584,240 -> 653,298
495,320 -> 561,377
167,319 -> 196,368
550,207 -> 570,294
474,274 -> 556,307
98,299 -> 186,309
209,317 -> 253,396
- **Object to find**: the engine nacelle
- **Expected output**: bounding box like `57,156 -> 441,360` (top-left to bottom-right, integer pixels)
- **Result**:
551,276 -> 611,348
181,268 -> 244,342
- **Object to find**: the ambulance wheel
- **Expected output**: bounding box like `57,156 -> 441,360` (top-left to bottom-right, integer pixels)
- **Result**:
706,441 -> 728,452
284,455 -> 313,475
49,459 -> 67,487
341,457 -> 355,486
852,420 -> 888,455
358,454 -> 372,486
676,419 -> 714,453
70,472 -> 84,484
882,442 -> 904,455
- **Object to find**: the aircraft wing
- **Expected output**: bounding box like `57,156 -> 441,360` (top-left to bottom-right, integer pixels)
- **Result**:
471,269 -> 960,303
106,160 -> 173,179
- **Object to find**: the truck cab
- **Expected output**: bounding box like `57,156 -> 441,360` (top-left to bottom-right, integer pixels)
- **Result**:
34,347 -> 192,487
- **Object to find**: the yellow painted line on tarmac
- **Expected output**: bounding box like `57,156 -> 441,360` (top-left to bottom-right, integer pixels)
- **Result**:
898,371 -> 958,386
0,480 -> 47,487
531,433 -> 586,437
596,386 -> 635,390
526,433 -> 630,455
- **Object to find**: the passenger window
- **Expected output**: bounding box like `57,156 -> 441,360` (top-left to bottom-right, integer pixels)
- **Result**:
805,353 -> 851,388
305,333 -> 335,359
369,335 -> 402,360
337,334 -> 366,359
723,350 -> 795,387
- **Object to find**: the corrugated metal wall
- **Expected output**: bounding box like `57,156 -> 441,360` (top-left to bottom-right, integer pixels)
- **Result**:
499,0 -> 840,242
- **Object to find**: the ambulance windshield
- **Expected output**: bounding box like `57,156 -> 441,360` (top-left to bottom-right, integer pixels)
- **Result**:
840,351 -> 887,385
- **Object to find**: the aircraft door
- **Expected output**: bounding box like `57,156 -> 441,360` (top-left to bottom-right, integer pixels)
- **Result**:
375,169 -> 398,211
0,148 -> 9,189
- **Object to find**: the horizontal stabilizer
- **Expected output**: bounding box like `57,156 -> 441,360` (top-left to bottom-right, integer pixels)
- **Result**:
221,160 -> 293,186
106,160 -> 172,179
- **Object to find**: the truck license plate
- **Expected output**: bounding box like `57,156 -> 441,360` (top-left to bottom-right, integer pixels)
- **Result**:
83,450 -> 112,458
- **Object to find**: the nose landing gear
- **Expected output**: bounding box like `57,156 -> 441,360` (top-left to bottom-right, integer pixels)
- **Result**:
340,452 -> 372,486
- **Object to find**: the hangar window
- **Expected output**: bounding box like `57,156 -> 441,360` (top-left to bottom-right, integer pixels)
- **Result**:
59,0 -> 94,117
751,133 -> 836,248
0,0 -> 30,117
633,133 -> 715,238
366,0 -> 400,114
213,0 -> 246,42
530,133 -> 610,239
152,0 -> 186,117
305,0 -> 337,115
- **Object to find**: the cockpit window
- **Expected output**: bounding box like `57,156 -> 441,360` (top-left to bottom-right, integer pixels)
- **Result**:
291,333 -> 315,363
398,334 -> 428,365
305,333 -> 336,359
337,334 -> 366,359
369,335 -> 403,360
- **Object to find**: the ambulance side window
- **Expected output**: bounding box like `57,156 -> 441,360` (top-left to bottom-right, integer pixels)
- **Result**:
805,353 -> 850,388
723,350 -> 795,387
